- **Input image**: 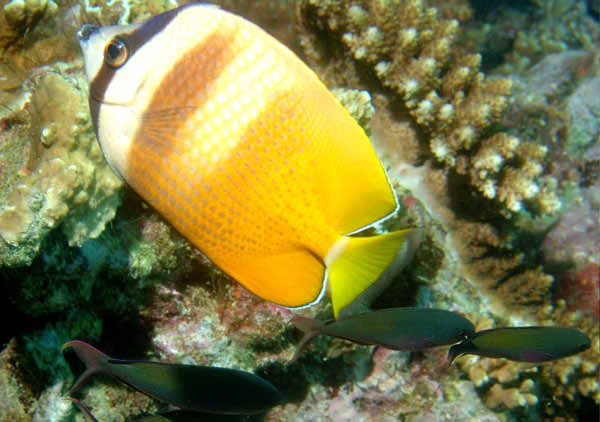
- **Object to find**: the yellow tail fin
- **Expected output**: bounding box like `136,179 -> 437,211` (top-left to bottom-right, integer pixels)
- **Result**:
328,229 -> 412,318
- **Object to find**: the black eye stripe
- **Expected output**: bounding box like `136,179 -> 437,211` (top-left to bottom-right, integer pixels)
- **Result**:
87,4 -> 193,134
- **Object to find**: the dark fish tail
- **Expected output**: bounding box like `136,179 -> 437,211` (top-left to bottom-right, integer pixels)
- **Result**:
290,315 -> 325,362
62,340 -> 110,395
447,341 -> 469,365
64,397 -> 98,422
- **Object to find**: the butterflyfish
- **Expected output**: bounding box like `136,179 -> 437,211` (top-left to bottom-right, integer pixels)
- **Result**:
291,307 -> 475,361
62,340 -> 282,415
447,326 -> 591,364
76,4 -> 410,317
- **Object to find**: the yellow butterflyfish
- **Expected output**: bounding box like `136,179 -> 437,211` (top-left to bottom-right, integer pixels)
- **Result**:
76,4 -> 410,317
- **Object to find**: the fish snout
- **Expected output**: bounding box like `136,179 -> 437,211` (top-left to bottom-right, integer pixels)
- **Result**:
77,24 -> 99,43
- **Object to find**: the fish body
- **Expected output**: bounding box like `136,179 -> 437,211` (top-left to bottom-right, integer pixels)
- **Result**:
291,308 -> 475,360
76,4 -> 409,317
62,340 -> 282,415
448,326 -> 591,364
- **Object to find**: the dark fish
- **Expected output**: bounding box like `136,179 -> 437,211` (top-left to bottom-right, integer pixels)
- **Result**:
62,340 -> 282,415
291,307 -> 475,361
448,326 -> 591,364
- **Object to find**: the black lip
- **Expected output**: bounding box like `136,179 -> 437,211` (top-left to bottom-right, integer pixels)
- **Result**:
77,24 -> 99,42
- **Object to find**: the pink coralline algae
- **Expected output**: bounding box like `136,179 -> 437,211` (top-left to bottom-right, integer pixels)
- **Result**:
555,263 -> 600,321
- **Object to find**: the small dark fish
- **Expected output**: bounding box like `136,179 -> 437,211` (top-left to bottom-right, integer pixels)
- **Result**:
62,340 -> 282,415
291,307 -> 475,361
448,326 -> 591,364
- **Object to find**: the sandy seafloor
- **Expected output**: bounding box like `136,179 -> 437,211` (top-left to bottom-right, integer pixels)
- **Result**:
0,0 -> 599,421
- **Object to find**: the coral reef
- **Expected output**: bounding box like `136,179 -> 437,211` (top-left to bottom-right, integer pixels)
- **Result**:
0,0 -> 598,421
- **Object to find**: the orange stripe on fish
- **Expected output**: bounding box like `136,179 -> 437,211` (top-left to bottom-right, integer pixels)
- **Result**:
77,4 -> 411,316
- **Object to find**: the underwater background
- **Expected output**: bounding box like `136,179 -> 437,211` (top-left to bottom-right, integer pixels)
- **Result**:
0,0 -> 598,421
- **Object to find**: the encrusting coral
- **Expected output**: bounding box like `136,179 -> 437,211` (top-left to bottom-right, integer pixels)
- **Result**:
0,0 -> 57,50
297,0 -> 561,216
0,63 -> 123,266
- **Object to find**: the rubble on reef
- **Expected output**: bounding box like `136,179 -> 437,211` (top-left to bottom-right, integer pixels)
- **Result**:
0,0 -> 598,421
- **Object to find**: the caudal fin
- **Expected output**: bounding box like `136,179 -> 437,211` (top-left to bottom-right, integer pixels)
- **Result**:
64,397 -> 98,422
289,316 -> 326,363
62,340 -> 110,395
328,229 -> 412,318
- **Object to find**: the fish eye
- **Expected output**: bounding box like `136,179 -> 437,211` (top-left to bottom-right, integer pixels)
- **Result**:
104,38 -> 128,67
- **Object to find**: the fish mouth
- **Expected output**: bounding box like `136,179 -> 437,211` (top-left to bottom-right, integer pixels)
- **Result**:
77,24 -> 99,43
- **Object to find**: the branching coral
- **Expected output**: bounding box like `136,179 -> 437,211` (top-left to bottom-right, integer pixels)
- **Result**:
468,133 -> 560,213
495,266 -> 553,307
331,87 -> 375,134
